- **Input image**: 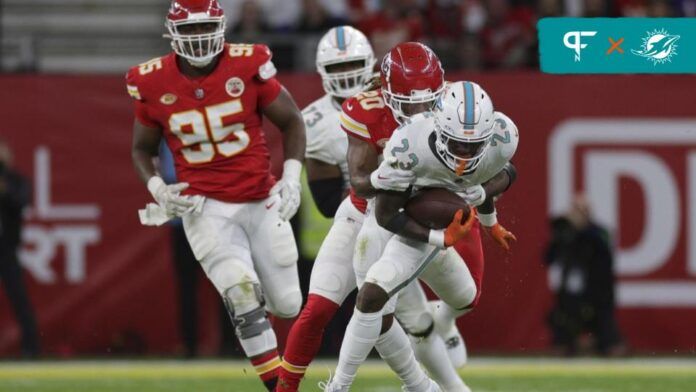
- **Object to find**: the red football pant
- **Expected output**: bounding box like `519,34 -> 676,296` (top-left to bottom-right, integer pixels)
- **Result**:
454,222 -> 485,308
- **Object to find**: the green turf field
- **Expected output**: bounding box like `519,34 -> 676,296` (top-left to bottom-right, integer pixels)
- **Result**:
0,358 -> 694,391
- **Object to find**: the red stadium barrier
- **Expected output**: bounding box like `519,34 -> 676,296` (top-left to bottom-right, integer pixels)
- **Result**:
1,72 -> 694,356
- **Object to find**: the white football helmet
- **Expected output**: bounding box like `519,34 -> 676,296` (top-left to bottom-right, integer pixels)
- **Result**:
434,81 -> 495,175
316,26 -> 376,98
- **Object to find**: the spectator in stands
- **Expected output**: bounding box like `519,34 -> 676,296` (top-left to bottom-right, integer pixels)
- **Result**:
358,0 -> 425,59
675,0 -> 696,16
480,0 -> 536,68
0,139 -> 40,359
297,0 -> 334,32
544,195 -> 626,357
583,0 -> 611,16
227,0 -> 268,39
538,0 -> 565,17
647,0 -> 675,16
260,0 -> 303,32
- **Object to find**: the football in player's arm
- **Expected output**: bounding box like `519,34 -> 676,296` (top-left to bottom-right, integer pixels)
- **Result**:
374,81 -> 518,250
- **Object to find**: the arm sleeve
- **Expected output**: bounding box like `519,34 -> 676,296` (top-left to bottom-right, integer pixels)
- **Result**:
308,177 -> 345,218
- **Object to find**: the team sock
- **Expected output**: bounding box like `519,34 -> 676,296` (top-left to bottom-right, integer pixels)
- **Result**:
375,321 -> 432,391
411,331 -> 467,391
333,308 -> 383,386
251,350 -> 282,391
276,294 -> 340,391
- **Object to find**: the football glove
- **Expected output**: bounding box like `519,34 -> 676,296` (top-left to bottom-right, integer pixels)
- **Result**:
270,159 -> 302,221
370,156 -> 416,192
147,176 -> 195,217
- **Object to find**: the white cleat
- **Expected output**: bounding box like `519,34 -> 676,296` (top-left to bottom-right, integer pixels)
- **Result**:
402,379 -> 442,392
318,375 -> 350,392
429,301 -> 468,368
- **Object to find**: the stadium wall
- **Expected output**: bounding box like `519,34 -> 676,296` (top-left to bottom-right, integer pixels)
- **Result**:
0,73 -> 694,356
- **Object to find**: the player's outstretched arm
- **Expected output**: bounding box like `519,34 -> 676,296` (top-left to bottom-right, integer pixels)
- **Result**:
306,158 -> 344,218
263,87 -> 306,221
478,162 -> 518,251
131,119 -> 163,184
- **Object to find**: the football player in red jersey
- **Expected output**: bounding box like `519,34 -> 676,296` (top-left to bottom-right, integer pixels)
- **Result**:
127,1 -> 305,390
279,33 -> 461,392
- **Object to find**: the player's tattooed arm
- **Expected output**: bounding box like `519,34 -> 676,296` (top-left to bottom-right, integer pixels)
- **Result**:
375,190 -> 431,243
479,162 -> 517,214
347,136 -> 379,198
131,119 -> 163,184
262,86 -> 306,162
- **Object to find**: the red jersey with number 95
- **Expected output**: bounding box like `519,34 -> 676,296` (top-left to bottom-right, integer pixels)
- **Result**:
126,43 -> 281,202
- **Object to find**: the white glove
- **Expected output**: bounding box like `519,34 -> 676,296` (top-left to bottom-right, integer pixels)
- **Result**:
147,176 -> 195,217
370,157 -> 415,192
460,185 -> 486,207
269,159 -> 302,221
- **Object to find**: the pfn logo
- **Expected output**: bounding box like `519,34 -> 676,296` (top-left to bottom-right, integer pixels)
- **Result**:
548,119 -> 696,308
563,31 -> 597,62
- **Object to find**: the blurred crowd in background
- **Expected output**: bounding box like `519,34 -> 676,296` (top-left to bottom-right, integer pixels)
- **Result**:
222,0 -> 694,70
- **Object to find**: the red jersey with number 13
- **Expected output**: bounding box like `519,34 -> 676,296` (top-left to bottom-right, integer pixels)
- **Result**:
339,89 -> 400,213
126,43 -> 281,202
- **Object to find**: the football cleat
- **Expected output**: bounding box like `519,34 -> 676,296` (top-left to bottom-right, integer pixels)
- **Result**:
430,300 -> 468,368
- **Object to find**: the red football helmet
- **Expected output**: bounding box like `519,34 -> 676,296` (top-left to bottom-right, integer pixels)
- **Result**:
380,42 -> 445,121
166,0 -> 226,67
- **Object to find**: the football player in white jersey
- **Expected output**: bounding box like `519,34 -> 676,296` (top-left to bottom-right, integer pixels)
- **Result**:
325,81 -> 518,391
280,28 -> 467,392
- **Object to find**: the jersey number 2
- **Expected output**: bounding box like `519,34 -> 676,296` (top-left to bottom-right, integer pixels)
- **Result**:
169,99 -> 250,164
390,138 -> 418,170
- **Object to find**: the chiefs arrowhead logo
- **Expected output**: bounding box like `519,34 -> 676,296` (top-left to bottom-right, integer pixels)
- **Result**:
160,93 -> 177,105
225,77 -> 245,98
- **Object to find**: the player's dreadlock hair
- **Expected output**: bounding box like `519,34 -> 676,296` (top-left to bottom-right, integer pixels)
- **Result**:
364,72 -> 382,91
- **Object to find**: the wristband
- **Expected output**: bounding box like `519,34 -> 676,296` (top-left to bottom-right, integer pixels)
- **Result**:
477,211 -> 498,227
283,159 -> 303,183
428,229 -> 446,248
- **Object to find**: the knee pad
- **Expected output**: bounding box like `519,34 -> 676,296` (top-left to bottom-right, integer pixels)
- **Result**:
223,282 -> 272,339
266,219 -> 298,268
364,260 -> 399,296
267,288 -> 302,319
396,312 -> 435,338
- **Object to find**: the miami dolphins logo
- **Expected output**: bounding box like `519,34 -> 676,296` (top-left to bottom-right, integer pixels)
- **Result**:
632,29 -> 680,65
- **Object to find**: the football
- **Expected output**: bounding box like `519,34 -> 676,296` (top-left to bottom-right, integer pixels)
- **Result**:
404,188 -> 471,230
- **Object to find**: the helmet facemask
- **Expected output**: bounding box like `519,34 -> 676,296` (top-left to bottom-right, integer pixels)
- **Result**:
435,119 -> 493,176
382,86 -> 444,123
167,17 -> 226,67
318,58 -> 375,98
